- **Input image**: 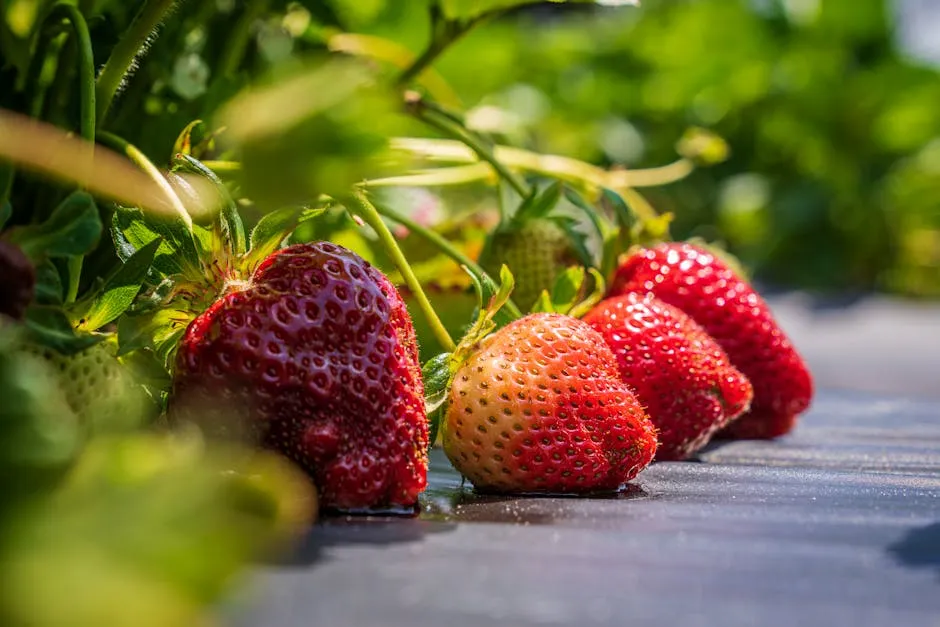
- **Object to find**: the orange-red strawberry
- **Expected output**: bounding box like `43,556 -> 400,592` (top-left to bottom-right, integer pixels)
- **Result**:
171,242 -> 428,512
582,293 -> 753,459
609,242 -> 813,439
442,312 -> 657,493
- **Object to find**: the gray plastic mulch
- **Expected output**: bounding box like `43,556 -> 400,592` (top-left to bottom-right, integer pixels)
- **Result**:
226,296 -> 940,627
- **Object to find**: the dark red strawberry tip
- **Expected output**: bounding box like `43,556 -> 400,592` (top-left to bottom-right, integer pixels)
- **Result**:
582,293 -> 753,460
0,240 -> 36,320
171,241 -> 429,512
608,243 -> 813,440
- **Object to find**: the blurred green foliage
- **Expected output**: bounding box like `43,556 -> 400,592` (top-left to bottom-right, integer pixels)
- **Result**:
344,0 -> 940,295
6,0 -> 937,294
441,0 -> 940,294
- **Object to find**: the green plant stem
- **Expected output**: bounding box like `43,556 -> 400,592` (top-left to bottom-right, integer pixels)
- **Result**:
24,21 -> 64,118
96,132 -> 193,233
608,158 -> 695,188
340,190 -> 457,353
45,4 -> 96,141
413,107 -> 531,199
42,4 -> 96,304
395,35 -> 451,89
394,21 -> 455,90
372,200 -> 523,320
220,0 -> 270,77
395,7 -> 504,89
95,0 -> 179,124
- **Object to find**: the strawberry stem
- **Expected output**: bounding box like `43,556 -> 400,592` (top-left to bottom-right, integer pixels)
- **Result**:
608,158 -> 695,188
96,131 -> 197,237
44,4 -> 96,143
95,0 -> 179,124
407,95 -> 531,199
371,199 -> 523,319
394,5 -> 465,90
41,4 -> 96,303
340,189 -> 457,353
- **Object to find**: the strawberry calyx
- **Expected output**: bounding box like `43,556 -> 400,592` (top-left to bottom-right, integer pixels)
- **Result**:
423,264 -> 517,446
530,266 -> 607,320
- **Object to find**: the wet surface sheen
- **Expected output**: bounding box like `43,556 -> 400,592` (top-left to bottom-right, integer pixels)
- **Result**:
227,390 -> 940,627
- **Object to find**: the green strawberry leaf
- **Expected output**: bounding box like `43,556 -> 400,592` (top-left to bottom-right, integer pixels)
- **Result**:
568,268 -> 606,319
118,348 -> 173,398
564,187 -> 614,245
244,206 -> 327,272
8,192 -> 102,260
24,306 -> 103,355
453,264 -> 516,365
74,239 -> 161,332
34,261 -> 64,305
599,187 -> 637,269
117,308 -> 191,368
530,266 -> 605,317
112,207 -> 202,278
511,181 -> 562,227
0,199 -> 11,229
531,290 -> 554,314
602,187 -> 637,236
550,266 -> 587,312
172,120 -> 206,156
422,352 -> 455,449
551,215 -> 594,267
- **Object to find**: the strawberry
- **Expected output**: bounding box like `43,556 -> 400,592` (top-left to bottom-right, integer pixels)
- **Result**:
582,293 -> 753,459
479,218 -> 581,311
23,340 -> 150,434
0,240 -> 35,320
442,312 -> 657,493
608,242 -> 813,439
170,241 -> 429,512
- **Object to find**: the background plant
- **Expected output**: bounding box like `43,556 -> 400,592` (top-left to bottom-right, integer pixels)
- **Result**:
1,0 -> 936,624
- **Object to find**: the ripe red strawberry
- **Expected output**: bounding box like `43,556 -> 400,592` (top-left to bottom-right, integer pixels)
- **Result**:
582,293 -> 753,459
442,312 -> 657,493
171,241 -> 429,512
609,243 -> 813,439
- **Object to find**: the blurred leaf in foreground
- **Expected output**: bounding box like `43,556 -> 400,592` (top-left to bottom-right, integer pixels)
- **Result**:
218,58 -> 407,209
0,328 -> 317,627
0,331 -> 81,509
0,432 -> 316,627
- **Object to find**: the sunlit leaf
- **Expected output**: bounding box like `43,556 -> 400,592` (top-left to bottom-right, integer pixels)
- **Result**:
23,306 -> 103,355
75,239 -> 161,332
